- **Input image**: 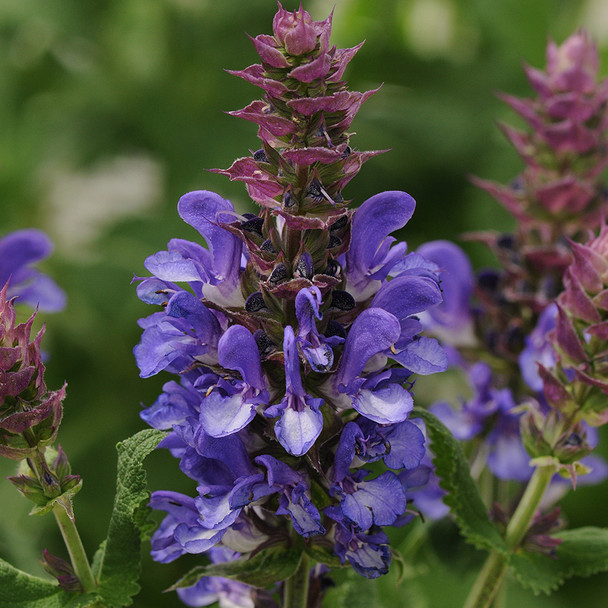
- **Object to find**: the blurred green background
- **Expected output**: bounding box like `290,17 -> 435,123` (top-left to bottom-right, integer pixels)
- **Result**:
1,0 -> 608,606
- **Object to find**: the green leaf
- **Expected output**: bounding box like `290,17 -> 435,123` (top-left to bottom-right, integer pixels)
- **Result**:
91,540 -> 106,580
0,558 -> 96,608
304,543 -> 348,569
170,544 -> 303,590
322,568 -> 380,608
509,526 -> 608,594
95,428 -> 167,607
411,408 -> 507,554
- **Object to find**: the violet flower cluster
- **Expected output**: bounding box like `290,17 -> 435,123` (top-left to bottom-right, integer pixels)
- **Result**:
419,31 -> 608,531
133,4 -> 446,599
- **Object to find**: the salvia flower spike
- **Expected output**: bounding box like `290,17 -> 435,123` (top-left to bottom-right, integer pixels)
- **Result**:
134,3 -> 446,597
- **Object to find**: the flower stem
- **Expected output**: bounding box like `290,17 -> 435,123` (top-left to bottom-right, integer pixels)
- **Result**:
463,551 -> 507,608
52,501 -> 97,593
504,464 -> 556,550
462,464 -> 556,608
28,448 -> 97,594
283,553 -> 310,608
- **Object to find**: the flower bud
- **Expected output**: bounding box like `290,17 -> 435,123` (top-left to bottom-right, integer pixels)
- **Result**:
41,549 -> 81,592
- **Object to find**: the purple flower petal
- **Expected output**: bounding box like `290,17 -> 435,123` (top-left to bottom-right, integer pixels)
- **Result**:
135,277 -> 176,305
488,433 -> 533,482
332,422 -> 363,482
345,191 -> 415,296
391,336 -> 448,375
371,274 -> 442,320
174,523 -> 227,555
140,379 -> 200,430
416,240 -> 474,330
336,308 -> 401,389
341,472 -> 407,530
195,493 -> 242,530
144,250 -> 207,284
274,403 -> 323,456
13,274 -> 66,312
518,303 -> 557,392
218,325 -> 266,391
295,287 -> 322,337
382,421 -> 426,470
199,390 -> 258,438
0,229 -> 66,311
177,190 -> 243,290
277,485 -> 325,537
134,321 -> 184,378
351,383 -> 413,424
0,229 -> 52,280
166,291 -> 221,347
254,454 -> 301,487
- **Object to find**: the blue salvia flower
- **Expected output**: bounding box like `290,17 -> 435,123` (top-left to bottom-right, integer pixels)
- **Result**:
0,229 -> 66,312
264,325 -> 324,456
135,4 -> 448,592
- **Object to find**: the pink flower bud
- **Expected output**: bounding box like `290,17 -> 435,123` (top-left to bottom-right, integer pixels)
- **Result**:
546,31 -> 598,94
273,4 -> 319,56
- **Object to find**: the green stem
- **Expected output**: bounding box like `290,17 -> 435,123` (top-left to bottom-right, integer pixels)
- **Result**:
504,464 -> 556,550
53,502 -> 98,593
399,520 -> 428,560
27,447 -> 97,594
283,553 -> 310,608
462,464 -> 556,608
463,551 -> 507,608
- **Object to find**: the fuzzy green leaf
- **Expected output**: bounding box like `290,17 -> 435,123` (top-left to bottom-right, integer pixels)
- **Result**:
170,544 -> 303,590
0,558 -> 96,608
412,408 -> 507,554
95,428 -> 167,607
509,526 -> 608,594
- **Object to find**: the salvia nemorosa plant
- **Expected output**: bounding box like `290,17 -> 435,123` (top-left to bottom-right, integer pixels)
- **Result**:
4,7 -> 608,608
133,4 -> 448,606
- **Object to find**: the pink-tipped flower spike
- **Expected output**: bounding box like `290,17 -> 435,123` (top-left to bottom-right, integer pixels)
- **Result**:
0,283 -> 64,460
466,31 -> 608,364
220,3 -> 383,226
475,31 -> 608,239
546,224 -> 608,426
135,4 -> 448,588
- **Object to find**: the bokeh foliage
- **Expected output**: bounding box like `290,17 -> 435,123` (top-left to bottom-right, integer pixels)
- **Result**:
1,0 -> 607,606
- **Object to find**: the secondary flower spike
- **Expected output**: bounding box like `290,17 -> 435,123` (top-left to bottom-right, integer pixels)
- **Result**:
134,3 -> 447,597
0,284 -> 64,460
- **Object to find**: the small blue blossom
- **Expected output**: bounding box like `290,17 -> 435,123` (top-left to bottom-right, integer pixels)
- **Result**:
176,548 -> 255,608
431,363 -> 533,481
0,229 -> 65,312
264,325 -> 323,456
